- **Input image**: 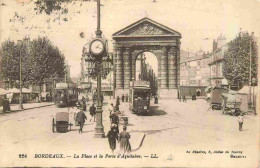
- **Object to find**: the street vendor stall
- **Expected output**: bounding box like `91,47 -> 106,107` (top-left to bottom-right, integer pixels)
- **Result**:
221,92 -> 241,116
6,88 -> 32,103
237,86 -> 258,113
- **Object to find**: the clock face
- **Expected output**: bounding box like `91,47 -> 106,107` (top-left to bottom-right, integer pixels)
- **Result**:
90,40 -> 104,55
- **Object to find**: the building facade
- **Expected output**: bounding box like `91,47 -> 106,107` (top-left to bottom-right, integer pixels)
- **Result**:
112,17 -> 181,98
208,35 -> 228,87
180,50 -> 210,96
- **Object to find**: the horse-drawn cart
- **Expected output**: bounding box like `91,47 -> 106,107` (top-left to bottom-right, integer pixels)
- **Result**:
210,87 -> 229,110
52,112 -> 73,133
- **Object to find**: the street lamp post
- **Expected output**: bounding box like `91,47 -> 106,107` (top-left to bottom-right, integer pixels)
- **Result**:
19,43 -> 23,110
249,34 -> 252,108
84,0 -> 112,138
252,77 -> 256,115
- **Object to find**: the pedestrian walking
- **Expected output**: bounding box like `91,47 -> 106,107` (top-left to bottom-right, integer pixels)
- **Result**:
125,94 -> 129,102
82,96 -> 86,111
76,107 -> 87,134
1,97 -> 6,112
121,94 -> 125,102
110,112 -> 119,134
116,96 -> 120,106
107,124 -> 119,153
108,103 -> 114,116
182,95 -> 186,102
73,103 -> 81,126
119,125 -> 131,153
89,104 -> 96,122
238,113 -> 244,131
154,95 -> 158,104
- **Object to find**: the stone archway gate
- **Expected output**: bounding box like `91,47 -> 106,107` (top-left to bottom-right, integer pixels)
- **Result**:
112,18 -> 181,98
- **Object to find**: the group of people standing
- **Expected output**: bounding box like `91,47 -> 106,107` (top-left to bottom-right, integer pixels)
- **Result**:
1,96 -> 10,112
119,94 -> 129,103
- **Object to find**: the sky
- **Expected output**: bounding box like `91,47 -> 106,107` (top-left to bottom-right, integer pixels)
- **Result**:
0,0 -> 260,77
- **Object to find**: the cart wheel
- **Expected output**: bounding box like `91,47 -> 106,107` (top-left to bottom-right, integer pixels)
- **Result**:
52,118 -> 55,133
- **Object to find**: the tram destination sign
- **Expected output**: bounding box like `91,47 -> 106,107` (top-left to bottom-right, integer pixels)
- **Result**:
131,80 -> 150,87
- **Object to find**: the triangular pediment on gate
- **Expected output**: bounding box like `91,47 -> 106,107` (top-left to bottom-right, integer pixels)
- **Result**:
113,17 -> 181,37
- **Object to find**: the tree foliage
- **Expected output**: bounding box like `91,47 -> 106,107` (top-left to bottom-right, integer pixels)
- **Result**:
223,32 -> 258,89
34,0 -> 90,15
0,37 -> 66,85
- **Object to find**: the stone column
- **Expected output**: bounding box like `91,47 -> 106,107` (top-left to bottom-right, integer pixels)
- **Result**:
132,55 -> 135,80
168,46 -> 177,88
116,47 -> 123,89
176,45 -> 180,87
113,47 -> 117,98
123,47 -> 131,89
160,47 -> 168,89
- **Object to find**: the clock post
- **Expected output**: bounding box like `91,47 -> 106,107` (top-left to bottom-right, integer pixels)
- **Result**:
90,0 -> 105,138
95,59 -> 105,138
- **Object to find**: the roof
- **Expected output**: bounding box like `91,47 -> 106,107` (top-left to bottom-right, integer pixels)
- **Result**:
180,54 -> 210,64
113,17 -> 181,38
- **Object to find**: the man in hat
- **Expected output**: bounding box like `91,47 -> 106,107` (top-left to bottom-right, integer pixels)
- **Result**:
89,104 -> 96,122
76,105 -> 87,134
121,94 -> 125,102
81,96 -> 87,111
238,113 -> 244,131
125,94 -> 129,102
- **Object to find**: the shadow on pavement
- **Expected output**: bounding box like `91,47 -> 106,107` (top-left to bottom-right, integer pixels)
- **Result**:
130,127 -> 177,135
82,130 -> 95,133
148,106 -> 167,116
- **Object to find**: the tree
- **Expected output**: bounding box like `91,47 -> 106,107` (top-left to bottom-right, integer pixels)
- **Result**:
223,32 -> 258,89
0,37 -> 66,95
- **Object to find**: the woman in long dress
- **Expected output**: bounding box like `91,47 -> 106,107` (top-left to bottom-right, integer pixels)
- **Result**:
107,124 -> 119,153
119,126 -> 131,153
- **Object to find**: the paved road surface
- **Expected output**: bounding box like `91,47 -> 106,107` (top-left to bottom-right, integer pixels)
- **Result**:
0,98 -> 258,167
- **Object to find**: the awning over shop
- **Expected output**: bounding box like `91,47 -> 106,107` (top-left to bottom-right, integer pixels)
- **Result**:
238,86 -> 258,96
7,88 -> 20,94
7,88 -> 32,94
78,83 -> 92,89
22,88 -> 32,93
0,88 -> 8,95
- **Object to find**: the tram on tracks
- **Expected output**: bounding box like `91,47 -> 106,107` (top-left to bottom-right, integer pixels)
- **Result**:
129,80 -> 151,115
54,83 -> 78,107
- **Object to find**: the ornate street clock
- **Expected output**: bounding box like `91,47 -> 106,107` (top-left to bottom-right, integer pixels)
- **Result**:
90,39 -> 105,56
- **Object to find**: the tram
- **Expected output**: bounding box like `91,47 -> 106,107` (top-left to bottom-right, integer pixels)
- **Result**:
129,80 -> 151,114
54,83 -> 78,107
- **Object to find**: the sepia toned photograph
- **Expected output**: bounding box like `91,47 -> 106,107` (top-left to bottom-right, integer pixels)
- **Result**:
0,0 -> 259,167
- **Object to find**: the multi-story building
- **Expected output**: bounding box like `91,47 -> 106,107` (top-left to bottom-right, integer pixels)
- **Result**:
208,35 -> 229,87
180,50 -> 210,97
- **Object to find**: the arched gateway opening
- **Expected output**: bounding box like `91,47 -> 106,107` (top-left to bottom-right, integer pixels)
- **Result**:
135,52 -> 158,96
112,17 -> 181,98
